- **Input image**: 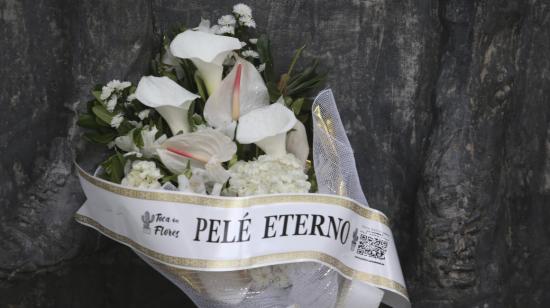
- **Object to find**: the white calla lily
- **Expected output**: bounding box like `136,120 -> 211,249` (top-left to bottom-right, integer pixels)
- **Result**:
286,120 -> 309,167
170,30 -> 241,94
156,129 -> 237,175
237,103 -> 297,157
135,76 -> 199,135
203,58 -> 269,130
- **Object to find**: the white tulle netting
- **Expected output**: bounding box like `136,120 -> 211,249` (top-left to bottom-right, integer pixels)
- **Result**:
137,89 -> 370,307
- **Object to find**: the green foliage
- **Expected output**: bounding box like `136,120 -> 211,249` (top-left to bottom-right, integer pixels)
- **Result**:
100,151 -> 126,183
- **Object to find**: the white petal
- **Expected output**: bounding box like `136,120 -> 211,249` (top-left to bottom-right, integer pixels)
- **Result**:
192,58 -> 224,95
135,76 -> 199,134
157,130 -> 237,174
237,104 -> 297,156
156,105 -> 191,135
170,30 -> 241,65
204,58 -> 269,128
170,30 -> 241,93
286,121 -> 309,167
156,149 -> 191,175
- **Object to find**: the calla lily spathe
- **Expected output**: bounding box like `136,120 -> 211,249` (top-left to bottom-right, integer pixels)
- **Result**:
203,58 -> 269,130
286,120 -> 310,167
236,103 -> 297,157
135,76 -> 200,135
170,29 -> 241,94
156,129 -> 237,175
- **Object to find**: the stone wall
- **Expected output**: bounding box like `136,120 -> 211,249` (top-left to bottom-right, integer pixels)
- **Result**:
1,0 -> 549,307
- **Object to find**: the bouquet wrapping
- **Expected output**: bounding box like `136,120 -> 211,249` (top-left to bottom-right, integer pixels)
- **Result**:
74,4 -> 409,307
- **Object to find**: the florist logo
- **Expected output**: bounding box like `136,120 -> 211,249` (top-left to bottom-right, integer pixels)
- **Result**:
140,211 -> 181,238
141,211 -> 154,234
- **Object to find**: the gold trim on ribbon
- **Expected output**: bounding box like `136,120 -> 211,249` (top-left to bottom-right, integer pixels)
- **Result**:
75,214 -> 408,300
77,166 -> 389,226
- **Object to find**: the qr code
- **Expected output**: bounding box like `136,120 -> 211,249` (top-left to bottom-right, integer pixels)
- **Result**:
356,234 -> 388,260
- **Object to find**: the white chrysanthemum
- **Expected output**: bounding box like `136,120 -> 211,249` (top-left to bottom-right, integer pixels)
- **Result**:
137,109 -> 151,120
100,85 -> 114,100
241,50 -> 259,58
249,38 -> 258,44
107,80 -> 131,91
228,154 -> 310,196
240,41 -> 247,47
106,95 -> 118,112
233,3 -> 252,17
218,14 -> 236,26
101,80 -> 132,100
121,160 -> 162,189
110,114 -> 124,128
257,63 -> 266,72
239,15 -> 256,28
217,25 -> 235,35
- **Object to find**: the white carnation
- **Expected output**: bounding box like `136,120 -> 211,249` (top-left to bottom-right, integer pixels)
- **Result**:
110,114 -> 124,128
121,160 -> 162,189
233,3 -> 252,17
218,14 -> 236,26
228,154 -> 310,196
241,50 -> 259,58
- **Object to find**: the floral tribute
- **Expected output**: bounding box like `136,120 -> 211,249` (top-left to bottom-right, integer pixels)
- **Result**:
75,4 -> 409,308
78,5 -> 323,196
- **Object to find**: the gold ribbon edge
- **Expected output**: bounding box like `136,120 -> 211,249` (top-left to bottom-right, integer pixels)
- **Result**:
76,164 -> 389,226
74,213 -> 409,301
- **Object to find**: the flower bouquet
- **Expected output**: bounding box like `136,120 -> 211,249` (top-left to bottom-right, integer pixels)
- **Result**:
75,3 -> 409,308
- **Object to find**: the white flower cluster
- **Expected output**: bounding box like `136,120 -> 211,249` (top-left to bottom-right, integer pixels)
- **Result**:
115,125 -> 167,158
213,3 -> 256,35
233,3 -> 256,28
249,265 -> 291,291
228,154 -> 310,196
110,114 -> 124,128
121,160 -> 163,189
100,80 -> 131,100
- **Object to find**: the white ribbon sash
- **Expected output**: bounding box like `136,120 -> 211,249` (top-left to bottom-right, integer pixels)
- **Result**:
75,167 -> 410,308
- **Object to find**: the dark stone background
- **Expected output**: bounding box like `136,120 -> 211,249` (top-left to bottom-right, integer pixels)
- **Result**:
1,0 -> 549,307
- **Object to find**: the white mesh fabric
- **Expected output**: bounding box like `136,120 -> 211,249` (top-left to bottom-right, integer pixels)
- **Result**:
312,89 -> 369,207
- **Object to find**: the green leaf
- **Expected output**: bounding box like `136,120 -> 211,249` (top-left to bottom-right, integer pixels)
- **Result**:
256,35 -> 275,83
92,104 -> 113,124
84,131 -> 117,144
77,114 -> 99,129
92,90 -> 103,101
100,152 -> 126,183
291,98 -> 305,115
132,128 -> 143,148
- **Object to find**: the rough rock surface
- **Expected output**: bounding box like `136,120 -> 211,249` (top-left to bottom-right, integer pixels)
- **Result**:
1,0 -> 549,307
